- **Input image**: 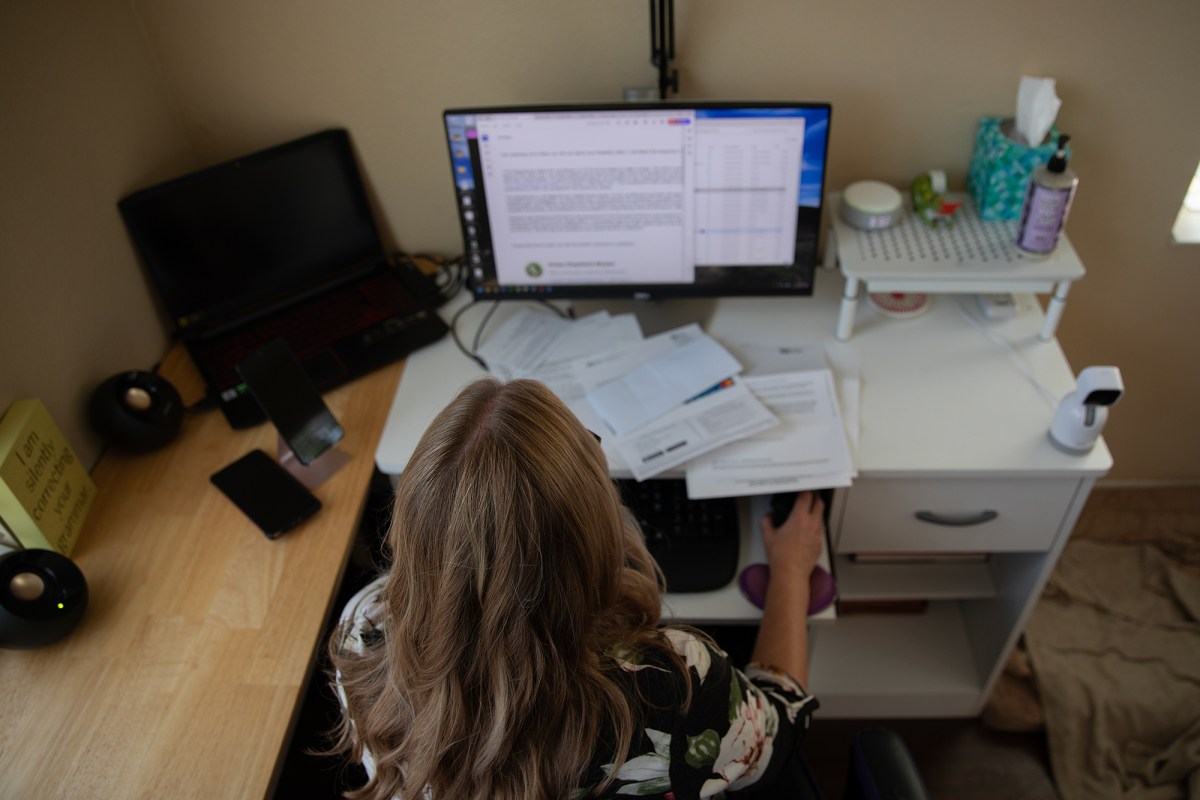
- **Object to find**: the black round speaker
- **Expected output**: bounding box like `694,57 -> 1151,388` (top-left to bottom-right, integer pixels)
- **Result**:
0,549 -> 89,649
89,370 -> 184,453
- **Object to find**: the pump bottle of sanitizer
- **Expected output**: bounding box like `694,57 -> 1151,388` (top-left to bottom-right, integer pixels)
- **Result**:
1015,134 -> 1078,258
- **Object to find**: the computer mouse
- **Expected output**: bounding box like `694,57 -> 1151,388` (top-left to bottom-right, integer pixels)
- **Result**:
770,492 -> 800,527
738,562 -> 836,615
771,489 -> 836,528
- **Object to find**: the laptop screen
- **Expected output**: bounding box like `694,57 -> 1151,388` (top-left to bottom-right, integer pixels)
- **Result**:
118,129 -> 384,332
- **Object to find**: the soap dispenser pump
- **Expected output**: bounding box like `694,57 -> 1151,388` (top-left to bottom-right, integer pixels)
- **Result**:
1016,134 -> 1078,258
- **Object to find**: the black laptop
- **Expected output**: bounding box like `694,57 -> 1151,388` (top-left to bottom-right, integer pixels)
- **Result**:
119,129 -> 449,428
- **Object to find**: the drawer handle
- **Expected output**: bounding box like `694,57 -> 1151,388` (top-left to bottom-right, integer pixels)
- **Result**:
914,510 -> 999,527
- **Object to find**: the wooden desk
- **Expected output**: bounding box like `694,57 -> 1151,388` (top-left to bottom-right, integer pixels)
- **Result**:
0,345 -> 403,799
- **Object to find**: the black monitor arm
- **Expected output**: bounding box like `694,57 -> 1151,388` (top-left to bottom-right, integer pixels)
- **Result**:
649,0 -> 679,99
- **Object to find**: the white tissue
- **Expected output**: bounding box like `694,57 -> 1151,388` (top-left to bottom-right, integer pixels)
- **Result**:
1015,76 -> 1061,147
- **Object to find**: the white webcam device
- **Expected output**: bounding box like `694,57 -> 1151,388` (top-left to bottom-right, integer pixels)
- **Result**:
1049,366 -> 1124,454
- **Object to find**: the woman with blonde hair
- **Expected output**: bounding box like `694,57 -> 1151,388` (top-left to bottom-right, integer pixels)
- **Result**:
328,377 -> 824,799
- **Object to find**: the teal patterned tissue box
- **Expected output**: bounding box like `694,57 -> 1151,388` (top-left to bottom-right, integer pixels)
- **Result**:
968,116 -> 1063,221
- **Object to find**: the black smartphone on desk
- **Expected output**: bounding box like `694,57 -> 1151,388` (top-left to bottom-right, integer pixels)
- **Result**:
210,449 -> 321,538
236,338 -> 344,465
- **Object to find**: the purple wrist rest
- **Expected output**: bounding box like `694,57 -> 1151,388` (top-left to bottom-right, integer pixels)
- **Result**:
737,563 -> 837,615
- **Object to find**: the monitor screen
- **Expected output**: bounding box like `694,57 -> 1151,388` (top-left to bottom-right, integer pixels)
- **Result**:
443,102 -> 831,301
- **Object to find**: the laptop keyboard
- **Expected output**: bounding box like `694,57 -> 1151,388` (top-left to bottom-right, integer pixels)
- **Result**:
196,273 -> 423,387
618,478 -> 741,593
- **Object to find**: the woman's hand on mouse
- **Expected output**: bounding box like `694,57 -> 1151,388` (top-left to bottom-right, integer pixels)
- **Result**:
759,490 -> 825,579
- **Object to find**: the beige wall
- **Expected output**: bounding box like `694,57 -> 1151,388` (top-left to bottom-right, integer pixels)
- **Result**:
0,1 -> 196,466
3,0 -> 1197,480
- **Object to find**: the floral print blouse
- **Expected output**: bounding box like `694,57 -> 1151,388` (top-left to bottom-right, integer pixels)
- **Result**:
337,578 -> 818,800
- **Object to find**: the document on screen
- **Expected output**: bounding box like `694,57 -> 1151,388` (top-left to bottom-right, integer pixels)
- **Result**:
692,114 -> 806,265
474,110 -> 696,287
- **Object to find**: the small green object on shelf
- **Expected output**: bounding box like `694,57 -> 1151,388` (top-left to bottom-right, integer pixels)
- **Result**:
911,170 -> 962,227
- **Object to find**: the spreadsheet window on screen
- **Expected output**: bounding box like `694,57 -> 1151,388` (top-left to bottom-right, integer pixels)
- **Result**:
443,103 -> 831,300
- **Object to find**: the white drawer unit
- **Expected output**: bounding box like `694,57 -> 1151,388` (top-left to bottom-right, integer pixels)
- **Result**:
790,269 -> 1110,718
377,274 -> 1114,720
812,473 -> 1096,718
835,477 -> 1078,554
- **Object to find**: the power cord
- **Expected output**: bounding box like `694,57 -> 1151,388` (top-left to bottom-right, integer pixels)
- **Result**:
470,301 -> 501,363
535,298 -> 571,319
429,254 -> 468,302
408,252 -> 574,368
953,296 -> 1060,407
450,297 -> 574,370
450,300 -> 491,369
394,251 -> 468,308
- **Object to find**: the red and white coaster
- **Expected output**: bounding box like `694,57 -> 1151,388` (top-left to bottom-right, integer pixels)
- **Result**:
867,292 -> 931,319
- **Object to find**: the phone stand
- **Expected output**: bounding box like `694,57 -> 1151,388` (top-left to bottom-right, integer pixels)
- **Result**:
277,434 -> 349,490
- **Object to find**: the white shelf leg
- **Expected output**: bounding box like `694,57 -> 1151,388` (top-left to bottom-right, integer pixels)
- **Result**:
836,275 -> 861,342
1040,280 -> 1072,341
828,225 -> 862,342
822,225 -> 839,271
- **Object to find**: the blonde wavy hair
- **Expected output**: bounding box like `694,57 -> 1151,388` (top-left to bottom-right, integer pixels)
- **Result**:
328,378 -> 684,799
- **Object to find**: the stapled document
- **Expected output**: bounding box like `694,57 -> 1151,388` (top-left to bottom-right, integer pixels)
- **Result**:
516,314 -> 642,396
477,308 -> 642,381
609,378 -> 779,481
723,341 -> 828,375
573,323 -> 706,394
684,369 -> 855,499
585,333 -> 743,436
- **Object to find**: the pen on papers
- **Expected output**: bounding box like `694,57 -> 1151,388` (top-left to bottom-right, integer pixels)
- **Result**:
665,440 -> 688,452
686,377 -> 734,403
642,450 -> 664,463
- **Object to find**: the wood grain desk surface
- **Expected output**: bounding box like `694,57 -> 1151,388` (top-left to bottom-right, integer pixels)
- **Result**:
0,345 -> 404,799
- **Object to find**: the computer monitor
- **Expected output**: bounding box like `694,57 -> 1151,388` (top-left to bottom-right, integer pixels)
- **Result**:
443,102 -> 831,301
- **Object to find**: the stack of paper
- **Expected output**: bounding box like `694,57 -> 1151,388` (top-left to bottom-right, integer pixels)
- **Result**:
684,368 -> 855,499
477,308 -> 856,498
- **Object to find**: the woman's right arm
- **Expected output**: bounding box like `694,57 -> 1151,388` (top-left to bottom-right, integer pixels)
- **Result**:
750,491 -> 826,687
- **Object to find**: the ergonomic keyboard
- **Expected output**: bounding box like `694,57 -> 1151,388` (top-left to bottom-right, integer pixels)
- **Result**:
617,478 -> 740,593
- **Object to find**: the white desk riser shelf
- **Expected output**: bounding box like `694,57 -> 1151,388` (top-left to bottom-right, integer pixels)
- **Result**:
826,191 -> 1086,342
375,277 -> 1111,718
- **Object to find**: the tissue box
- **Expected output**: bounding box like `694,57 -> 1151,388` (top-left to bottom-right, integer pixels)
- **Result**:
967,116 -> 1063,221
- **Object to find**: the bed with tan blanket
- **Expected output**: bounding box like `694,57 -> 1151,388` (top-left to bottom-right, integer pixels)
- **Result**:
985,488 -> 1200,799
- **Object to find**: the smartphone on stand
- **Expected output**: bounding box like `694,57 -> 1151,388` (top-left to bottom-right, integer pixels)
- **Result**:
235,338 -> 345,465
